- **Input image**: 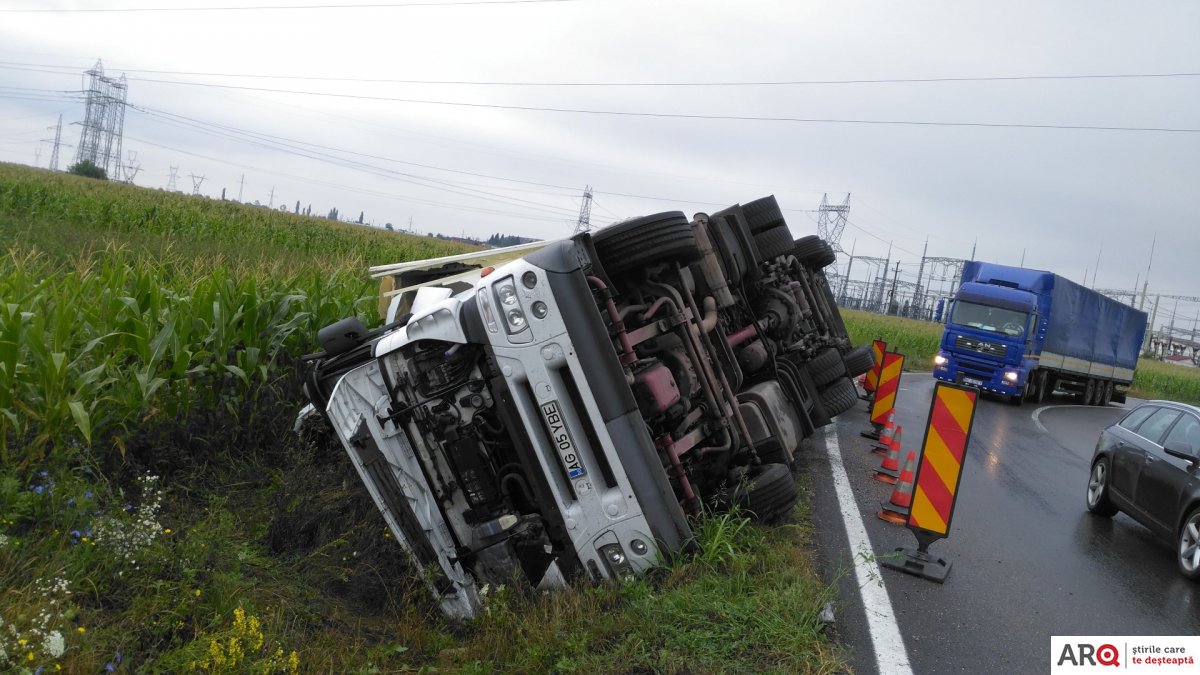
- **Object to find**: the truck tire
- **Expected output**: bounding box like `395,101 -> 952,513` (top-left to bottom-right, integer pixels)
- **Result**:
843,344 -> 874,377
593,211 -> 701,276
1081,378 -> 1096,405
741,195 -> 785,234
733,463 -> 798,524
1100,380 -> 1113,406
809,347 -> 847,387
753,224 -> 794,260
1031,370 -> 1047,405
793,235 -> 836,268
820,377 -> 858,418
755,438 -> 794,470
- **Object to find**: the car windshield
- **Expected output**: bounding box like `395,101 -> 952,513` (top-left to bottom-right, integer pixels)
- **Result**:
950,301 -> 1029,337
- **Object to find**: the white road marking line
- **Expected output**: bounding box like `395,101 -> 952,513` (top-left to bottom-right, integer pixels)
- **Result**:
823,424 -> 913,675
1031,404 -> 1103,435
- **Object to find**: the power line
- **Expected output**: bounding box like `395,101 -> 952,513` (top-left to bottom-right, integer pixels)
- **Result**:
0,0 -> 585,12
112,77 -> 1200,133
3,60 -> 1198,87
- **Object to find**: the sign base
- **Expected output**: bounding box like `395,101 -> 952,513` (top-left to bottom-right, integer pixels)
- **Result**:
881,532 -> 952,583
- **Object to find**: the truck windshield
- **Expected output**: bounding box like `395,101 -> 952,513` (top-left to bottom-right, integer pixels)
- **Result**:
950,301 -> 1029,337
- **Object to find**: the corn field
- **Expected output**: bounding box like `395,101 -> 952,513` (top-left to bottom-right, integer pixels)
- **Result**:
0,163 -> 474,471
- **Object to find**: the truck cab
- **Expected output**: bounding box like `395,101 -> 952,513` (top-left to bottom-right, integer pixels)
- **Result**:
934,279 -> 1043,400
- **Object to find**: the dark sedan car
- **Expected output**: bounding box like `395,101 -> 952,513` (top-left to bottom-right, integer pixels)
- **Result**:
1086,400 -> 1200,580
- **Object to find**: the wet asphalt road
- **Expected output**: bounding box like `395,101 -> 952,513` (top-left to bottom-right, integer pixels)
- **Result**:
800,374 -> 1200,674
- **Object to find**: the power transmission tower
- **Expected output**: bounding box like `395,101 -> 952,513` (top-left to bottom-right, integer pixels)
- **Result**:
817,193 -> 851,255
167,165 -> 179,191
572,185 -> 593,235
268,186 -> 275,208
237,174 -> 245,202
49,114 -> 62,171
190,174 -> 206,196
122,150 -> 141,183
73,60 -> 127,177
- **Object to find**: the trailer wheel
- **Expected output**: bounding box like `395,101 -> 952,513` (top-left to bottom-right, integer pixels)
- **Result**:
1081,378 -> 1097,405
820,377 -> 859,418
809,347 -> 847,387
843,344 -> 874,377
742,195 -> 786,234
592,211 -> 701,276
1100,380 -> 1113,406
733,462 -> 798,524
753,224 -> 794,260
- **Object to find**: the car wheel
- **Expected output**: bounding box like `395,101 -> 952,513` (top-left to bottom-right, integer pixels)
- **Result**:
733,462 -> 798,524
1086,457 -> 1118,517
753,224 -> 794,260
809,347 -> 847,387
1178,507 -> 1200,581
843,344 -> 874,378
592,211 -> 701,276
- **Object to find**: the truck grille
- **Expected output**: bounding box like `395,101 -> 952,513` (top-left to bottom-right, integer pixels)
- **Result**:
955,335 -> 1006,357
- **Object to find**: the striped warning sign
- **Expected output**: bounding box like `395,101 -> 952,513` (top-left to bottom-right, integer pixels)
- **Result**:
865,339 -> 886,392
907,383 -> 978,538
870,352 -> 904,425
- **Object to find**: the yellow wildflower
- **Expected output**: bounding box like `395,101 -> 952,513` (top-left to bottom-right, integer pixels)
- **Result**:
164,528 -> 173,534
193,588 -> 201,597
77,626 -> 87,633
288,650 -> 300,674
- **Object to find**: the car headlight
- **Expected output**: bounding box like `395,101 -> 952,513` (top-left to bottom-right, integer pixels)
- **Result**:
598,543 -> 634,578
934,354 -> 948,366
1004,371 -> 1019,382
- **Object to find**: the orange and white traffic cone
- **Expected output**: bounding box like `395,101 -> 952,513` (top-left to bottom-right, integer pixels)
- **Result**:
878,451 -> 917,524
871,411 -> 896,454
873,426 -> 903,483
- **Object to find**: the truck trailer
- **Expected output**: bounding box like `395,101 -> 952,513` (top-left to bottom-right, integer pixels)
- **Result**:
298,197 -> 874,619
933,261 -> 1147,405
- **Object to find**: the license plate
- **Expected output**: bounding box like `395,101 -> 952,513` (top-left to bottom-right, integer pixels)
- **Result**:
540,400 -> 586,479
962,377 -> 983,388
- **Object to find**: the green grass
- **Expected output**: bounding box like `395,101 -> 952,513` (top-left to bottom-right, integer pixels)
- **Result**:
842,309 -> 943,369
1129,358 -> 1200,404
0,163 -> 844,673
842,307 -> 1200,405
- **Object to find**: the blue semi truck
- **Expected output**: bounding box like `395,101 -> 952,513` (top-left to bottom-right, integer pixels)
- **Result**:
933,261 -> 1147,405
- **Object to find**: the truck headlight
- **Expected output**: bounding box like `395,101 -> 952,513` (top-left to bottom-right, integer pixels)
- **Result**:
934,354 -> 948,366
492,276 -> 528,334
599,543 -> 634,578
1004,371 -> 1019,382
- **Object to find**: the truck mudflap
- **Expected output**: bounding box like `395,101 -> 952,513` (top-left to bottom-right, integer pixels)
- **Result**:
325,361 -> 483,620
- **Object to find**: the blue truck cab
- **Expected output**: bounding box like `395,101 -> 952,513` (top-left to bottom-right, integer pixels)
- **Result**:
933,262 -> 1147,405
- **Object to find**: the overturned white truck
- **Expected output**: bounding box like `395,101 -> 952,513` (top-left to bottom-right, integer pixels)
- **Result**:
299,197 -> 872,619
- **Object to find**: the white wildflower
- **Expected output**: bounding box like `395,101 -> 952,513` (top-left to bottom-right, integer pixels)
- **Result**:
43,630 -> 65,658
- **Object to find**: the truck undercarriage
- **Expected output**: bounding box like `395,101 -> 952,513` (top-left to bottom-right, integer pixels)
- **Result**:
300,196 -> 872,618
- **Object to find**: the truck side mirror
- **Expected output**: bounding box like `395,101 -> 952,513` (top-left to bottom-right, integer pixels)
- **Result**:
1164,440 -> 1199,468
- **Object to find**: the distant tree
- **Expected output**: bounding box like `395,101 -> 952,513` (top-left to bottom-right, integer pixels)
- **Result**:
295,200 -> 300,214
328,207 -> 339,220
384,222 -> 394,231
67,160 -> 107,180
357,211 -> 364,224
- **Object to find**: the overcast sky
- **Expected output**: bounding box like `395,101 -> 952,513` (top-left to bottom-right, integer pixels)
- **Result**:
1,1 -> 1198,329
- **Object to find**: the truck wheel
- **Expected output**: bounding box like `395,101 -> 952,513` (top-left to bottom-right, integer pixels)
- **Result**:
1081,378 -> 1096,405
1031,370 -> 1047,405
733,463 -> 798,524
755,439 -> 794,470
741,195 -> 786,234
793,236 -> 836,268
843,345 -> 874,377
820,377 -> 858,417
753,224 -> 793,260
809,347 -> 847,387
1100,380 -> 1113,406
592,211 -> 701,276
